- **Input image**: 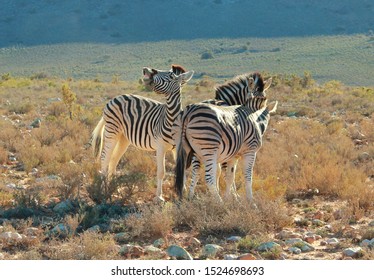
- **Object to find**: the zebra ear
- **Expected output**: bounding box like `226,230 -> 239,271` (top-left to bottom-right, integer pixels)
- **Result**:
171,65 -> 186,75
268,101 -> 278,114
263,77 -> 272,91
178,70 -> 194,85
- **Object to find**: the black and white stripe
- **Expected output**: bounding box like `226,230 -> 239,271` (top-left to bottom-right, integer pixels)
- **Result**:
91,65 -> 193,201
184,73 -> 272,199
174,95 -> 277,202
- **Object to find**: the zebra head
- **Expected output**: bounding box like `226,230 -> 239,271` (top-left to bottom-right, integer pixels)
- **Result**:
248,73 -> 272,99
143,65 -> 194,95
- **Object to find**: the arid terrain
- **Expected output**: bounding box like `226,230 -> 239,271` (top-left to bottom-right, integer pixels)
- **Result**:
0,73 -> 373,260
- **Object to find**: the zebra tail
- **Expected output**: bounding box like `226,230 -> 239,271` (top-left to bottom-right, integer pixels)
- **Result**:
91,117 -> 105,160
174,141 -> 186,199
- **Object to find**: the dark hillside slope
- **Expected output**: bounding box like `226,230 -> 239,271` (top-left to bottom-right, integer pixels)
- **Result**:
0,0 -> 373,47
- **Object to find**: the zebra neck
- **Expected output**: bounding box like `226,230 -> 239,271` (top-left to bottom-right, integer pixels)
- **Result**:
247,98 -> 267,113
255,109 -> 271,135
164,88 -> 182,126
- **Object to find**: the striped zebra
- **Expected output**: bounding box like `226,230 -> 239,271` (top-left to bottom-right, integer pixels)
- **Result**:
181,73 -> 272,199
174,96 -> 278,202
91,65 -> 194,201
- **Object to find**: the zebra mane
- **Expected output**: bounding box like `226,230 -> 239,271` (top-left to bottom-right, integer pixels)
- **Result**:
214,72 -> 265,105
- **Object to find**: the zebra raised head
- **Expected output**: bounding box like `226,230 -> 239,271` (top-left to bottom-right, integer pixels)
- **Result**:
91,65 -> 194,202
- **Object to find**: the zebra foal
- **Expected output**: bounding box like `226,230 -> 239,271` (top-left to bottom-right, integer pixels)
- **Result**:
91,65 -> 194,201
174,96 -> 277,203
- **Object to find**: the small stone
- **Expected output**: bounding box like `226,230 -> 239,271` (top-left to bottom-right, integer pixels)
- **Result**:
144,245 -> 163,255
114,232 -> 129,242
0,232 -> 23,243
326,238 -> 339,246
291,198 -> 302,204
53,199 -> 75,215
226,236 -> 242,243
286,238 -> 315,252
237,253 -> 257,260
6,183 -> 16,189
190,237 -> 201,247
368,220 -> 374,227
342,247 -> 363,258
87,225 -> 101,233
320,240 -> 327,246
153,238 -> 165,248
202,244 -> 224,258
313,211 -> 324,220
288,247 -> 302,254
360,238 -> 374,248
166,245 -> 193,260
30,118 -> 41,128
304,236 -> 315,244
49,223 -> 72,238
224,254 -> 239,260
120,245 -> 144,258
257,241 -> 281,252
25,227 -> 39,236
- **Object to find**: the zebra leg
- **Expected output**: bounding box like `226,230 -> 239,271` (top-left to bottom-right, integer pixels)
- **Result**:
100,128 -> 120,177
188,156 -> 201,199
224,159 -> 240,200
204,159 -> 222,202
108,134 -> 130,176
155,146 -> 166,202
242,152 -> 257,205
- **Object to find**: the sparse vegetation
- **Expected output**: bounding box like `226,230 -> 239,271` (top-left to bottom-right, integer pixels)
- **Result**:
0,73 -> 373,260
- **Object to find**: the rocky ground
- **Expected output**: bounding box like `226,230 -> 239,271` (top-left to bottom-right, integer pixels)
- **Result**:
1,176 -> 373,260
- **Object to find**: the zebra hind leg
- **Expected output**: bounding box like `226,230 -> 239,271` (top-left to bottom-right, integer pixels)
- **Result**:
242,152 -> 258,208
188,156 -> 201,199
108,134 -> 130,177
204,159 -> 223,202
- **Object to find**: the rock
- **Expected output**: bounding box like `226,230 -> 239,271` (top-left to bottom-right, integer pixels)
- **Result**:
313,211 -> 324,220
120,245 -> 144,258
285,238 -> 315,252
276,229 -> 302,240
144,245 -> 165,258
153,238 -> 165,248
30,118 -> 41,128
49,223 -> 72,238
224,254 -> 239,260
0,231 -> 23,243
237,253 -> 257,260
166,245 -> 193,260
53,199 -> 75,215
326,238 -> 339,246
288,247 -> 302,254
320,240 -> 327,246
25,227 -> 39,236
291,198 -> 302,204
304,236 -> 315,244
360,238 -> 374,248
368,220 -> 374,227
190,237 -> 201,247
257,241 -> 281,252
202,244 -> 224,258
6,183 -> 16,189
226,236 -> 242,243
342,247 -> 363,258
114,232 -> 130,242
87,225 -> 101,233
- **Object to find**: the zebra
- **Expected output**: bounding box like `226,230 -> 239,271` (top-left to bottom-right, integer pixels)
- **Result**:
175,73 -> 272,199
91,65 -> 194,202
174,95 -> 278,203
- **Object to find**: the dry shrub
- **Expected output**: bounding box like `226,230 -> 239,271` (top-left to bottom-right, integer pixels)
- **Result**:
0,146 -> 7,164
255,118 -> 373,210
174,193 -> 291,237
46,231 -> 118,260
124,203 -> 174,240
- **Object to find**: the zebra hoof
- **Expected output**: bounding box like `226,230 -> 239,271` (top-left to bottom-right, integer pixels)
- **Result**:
153,196 -> 165,204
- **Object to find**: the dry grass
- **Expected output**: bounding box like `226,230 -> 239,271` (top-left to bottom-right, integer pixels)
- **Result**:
0,73 -> 373,260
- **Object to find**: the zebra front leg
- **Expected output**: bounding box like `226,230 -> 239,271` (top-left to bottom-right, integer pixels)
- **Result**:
155,147 -> 166,202
242,152 -> 257,206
